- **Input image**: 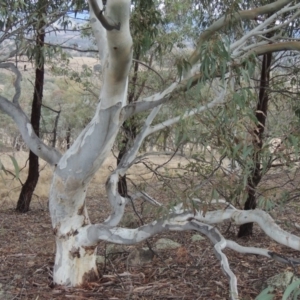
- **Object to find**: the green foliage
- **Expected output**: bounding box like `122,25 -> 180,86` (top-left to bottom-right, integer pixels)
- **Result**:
0,155 -> 19,181
282,279 -> 300,300
255,287 -> 275,300
256,279 -> 300,300
198,36 -> 231,82
131,0 -> 164,56
176,58 -> 192,79
257,196 -> 275,211
8,155 -> 19,179
0,159 -> 7,181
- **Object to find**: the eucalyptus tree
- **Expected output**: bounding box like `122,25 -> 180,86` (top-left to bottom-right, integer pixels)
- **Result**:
16,0 -> 49,212
1,0 -> 300,299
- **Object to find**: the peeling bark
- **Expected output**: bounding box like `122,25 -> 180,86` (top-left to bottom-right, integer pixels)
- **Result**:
53,237 -> 99,286
50,173 -> 98,286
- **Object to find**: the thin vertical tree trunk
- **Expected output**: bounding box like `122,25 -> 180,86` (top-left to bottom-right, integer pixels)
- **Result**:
117,55 -> 140,197
16,12 -> 45,213
238,51 -> 272,237
117,141 -> 129,197
66,127 -> 71,149
52,109 -> 61,148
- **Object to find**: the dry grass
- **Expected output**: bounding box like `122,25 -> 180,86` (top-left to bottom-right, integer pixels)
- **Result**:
0,151 -> 189,208
68,57 -> 100,70
0,152 -> 52,207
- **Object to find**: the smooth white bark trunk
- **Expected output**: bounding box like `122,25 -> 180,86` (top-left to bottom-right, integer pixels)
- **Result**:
49,174 -> 99,286
53,237 -> 98,286
49,0 -> 133,286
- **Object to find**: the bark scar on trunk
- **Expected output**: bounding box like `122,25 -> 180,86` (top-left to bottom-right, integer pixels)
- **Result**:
70,247 -> 80,258
82,269 -> 99,283
83,245 -> 97,255
77,202 -> 85,215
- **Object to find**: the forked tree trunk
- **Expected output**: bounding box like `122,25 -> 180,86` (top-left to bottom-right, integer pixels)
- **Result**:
238,50 -> 272,237
48,0 -> 133,285
16,22 -> 45,213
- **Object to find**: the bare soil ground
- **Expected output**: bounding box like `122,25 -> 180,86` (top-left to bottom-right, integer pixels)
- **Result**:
1,152 -> 300,299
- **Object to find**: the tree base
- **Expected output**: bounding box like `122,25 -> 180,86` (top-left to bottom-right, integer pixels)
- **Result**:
16,190 -> 34,213
53,237 -> 99,287
16,151 -> 39,213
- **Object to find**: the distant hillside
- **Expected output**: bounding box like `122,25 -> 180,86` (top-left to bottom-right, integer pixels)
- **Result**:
46,29 -> 96,53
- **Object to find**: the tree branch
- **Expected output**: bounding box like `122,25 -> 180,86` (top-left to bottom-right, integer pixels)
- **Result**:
88,0 -> 107,62
0,96 -> 62,165
123,73 -> 202,119
246,41 -> 300,56
77,206 -> 300,299
189,0 -> 295,67
230,3 -> 300,55
0,62 -> 22,104
146,84 -> 228,136
89,0 -> 121,31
